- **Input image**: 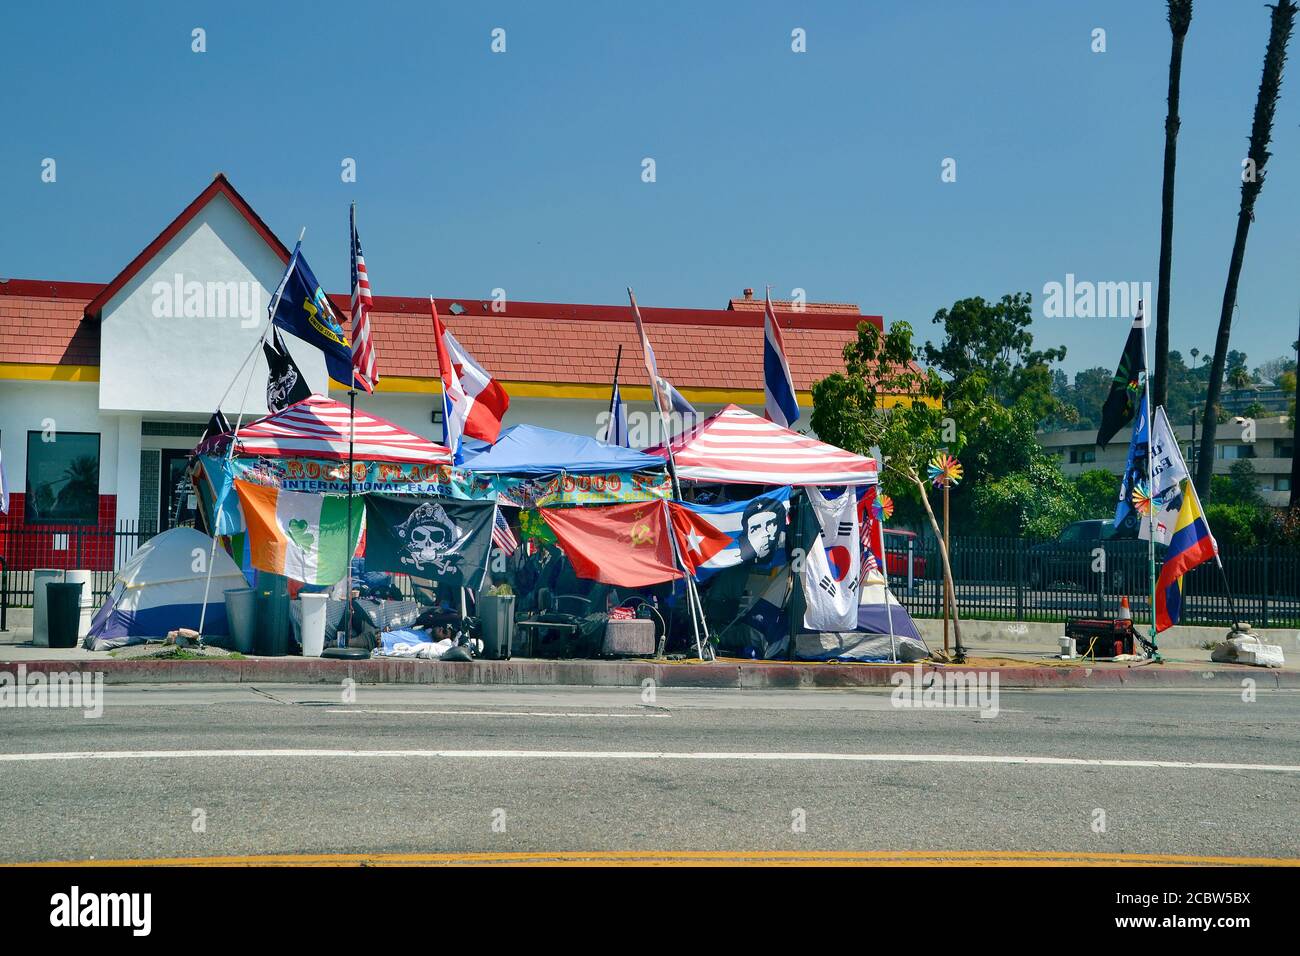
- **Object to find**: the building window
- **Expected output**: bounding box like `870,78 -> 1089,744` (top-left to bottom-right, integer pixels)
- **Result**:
1069,447 -> 1096,464
1277,442 -> 1294,459
24,431 -> 101,525
1216,444 -> 1256,460
1279,477 -> 1293,492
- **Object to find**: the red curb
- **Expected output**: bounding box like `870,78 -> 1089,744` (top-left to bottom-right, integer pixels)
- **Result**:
0,657 -> 1294,689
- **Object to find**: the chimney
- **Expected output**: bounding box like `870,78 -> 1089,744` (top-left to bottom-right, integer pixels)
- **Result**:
742,288 -> 754,300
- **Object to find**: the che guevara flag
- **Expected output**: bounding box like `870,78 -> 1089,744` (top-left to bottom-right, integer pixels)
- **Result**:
234,480 -> 361,586
270,242 -> 361,390
540,501 -> 683,587
667,487 -> 792,580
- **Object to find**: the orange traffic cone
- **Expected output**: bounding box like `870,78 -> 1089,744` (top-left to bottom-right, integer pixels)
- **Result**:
1118,596 -> 1132,621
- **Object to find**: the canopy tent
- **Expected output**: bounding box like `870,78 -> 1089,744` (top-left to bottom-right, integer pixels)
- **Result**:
646,404 -> 878,485
190,395 -> 459,538
459,423 -> 666,476
196,394 -> 451,464
84,527 -> 247,649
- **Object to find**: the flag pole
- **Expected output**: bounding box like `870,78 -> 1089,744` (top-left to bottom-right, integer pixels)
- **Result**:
1142,301 -> 1160,660
877,492 -> 898,663
606,344 -> 623,442
196,230 -> 302,635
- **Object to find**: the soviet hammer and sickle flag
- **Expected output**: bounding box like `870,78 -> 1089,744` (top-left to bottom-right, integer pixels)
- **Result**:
540,501 -> 683,588
363,494 -> 495,589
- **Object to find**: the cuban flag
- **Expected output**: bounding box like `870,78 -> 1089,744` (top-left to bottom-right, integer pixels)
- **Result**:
431,298 -> 510,462
763,289 -> 800,428
668,487 -> 792,580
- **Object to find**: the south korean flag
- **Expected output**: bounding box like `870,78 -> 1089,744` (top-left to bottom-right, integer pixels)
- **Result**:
802,486 -> 861,632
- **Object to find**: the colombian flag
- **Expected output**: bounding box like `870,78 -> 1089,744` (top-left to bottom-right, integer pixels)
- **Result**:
1154,479 -> 1218,633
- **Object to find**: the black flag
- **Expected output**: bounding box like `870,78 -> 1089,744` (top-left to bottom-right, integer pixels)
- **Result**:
1096,304 -> 1147,448
264,328 -> 312,413
199,409 -> 231,445
363,495 -> 495,589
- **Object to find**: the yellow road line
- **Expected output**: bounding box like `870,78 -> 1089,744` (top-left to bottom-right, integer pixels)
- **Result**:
12,849 -> 1298,868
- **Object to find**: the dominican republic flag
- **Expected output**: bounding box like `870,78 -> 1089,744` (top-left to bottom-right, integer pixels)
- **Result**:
668,487 -> 792,580
349,203 -> 379,393
763,289 -> 800,428
604,380 -> 630,446
431,298 -> 510,462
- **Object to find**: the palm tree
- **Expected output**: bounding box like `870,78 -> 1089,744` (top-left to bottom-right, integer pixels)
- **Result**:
1290,333 -> 1299,511
1153,0 -> 1194,410
1195,0 -> 1298,500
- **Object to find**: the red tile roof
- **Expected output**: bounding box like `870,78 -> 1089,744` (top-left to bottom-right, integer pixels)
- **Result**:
0,279 -> 879,391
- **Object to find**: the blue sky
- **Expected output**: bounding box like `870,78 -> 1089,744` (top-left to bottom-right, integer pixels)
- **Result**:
1,0 -> 1297,376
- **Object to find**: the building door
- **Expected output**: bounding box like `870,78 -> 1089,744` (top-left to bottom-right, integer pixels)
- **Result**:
160,450 -> 198,529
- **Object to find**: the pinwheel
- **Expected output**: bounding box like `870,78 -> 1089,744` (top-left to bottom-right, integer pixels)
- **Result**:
927,453 -> 963,489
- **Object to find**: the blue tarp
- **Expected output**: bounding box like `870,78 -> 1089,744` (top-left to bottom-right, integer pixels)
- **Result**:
458,424 -> 667,477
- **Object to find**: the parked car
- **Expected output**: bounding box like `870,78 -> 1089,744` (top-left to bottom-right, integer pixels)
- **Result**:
881,528 -> 927,580
1026,519 -> 1162,593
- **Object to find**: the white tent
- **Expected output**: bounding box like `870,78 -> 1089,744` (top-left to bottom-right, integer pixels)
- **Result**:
85,527 -> 247,649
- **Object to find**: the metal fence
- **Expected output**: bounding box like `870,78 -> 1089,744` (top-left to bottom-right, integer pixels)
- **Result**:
2,522 -> 1297,630
883,534 -> 1300,628
0,521 -> 161,608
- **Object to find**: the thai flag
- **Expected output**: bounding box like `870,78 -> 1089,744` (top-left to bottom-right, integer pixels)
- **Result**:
763,289 -> 800,428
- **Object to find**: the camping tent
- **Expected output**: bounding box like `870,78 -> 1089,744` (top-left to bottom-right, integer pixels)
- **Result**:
646,404 -> 877,485
84,527 -> 247,648
459,423 -> 666,476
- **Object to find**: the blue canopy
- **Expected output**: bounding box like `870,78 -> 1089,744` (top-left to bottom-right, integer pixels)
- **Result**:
459,424 -> 667,476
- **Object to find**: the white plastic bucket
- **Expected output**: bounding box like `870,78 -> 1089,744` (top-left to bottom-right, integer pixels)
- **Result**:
31,569 -> 64,647
298,593 -> 329,658
65,569 -> 94,639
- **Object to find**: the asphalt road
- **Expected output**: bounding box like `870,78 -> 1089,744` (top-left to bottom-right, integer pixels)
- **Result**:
0,683 -> 1296,865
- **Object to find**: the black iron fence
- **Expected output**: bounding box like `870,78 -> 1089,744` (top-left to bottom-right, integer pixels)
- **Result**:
2,522 -> 1297,630
883,534 -> 1300,628
0,521 -> 161,607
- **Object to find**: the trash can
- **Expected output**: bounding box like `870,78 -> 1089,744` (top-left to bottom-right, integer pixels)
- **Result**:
255,575 -> 290,656
298,593 -> 329,657
224,588 -> 256,654
46,581 -> 84,649
31,569 -> 63,647
65,569 -> 94,639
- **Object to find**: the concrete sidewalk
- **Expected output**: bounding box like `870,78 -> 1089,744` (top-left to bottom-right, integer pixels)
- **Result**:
0,645 -> 1294,689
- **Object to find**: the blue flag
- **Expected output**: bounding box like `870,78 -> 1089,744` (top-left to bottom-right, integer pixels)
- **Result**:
270,243 -> 358,389
1113,399 -> 1149,538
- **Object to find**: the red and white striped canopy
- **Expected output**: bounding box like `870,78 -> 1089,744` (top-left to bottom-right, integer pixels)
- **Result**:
647,404 -> 878,486
198,395 -> 450,465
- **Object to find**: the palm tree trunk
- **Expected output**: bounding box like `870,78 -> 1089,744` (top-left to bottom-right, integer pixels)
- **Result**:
1153,1 -> 1193,409
1195,0 -> 1298,500
1290,318 -> 1299,511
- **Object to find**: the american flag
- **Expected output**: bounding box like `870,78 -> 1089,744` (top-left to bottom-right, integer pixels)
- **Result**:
349,203 -> 379,393
858,486 -> 883,584
492,507 -> 519,556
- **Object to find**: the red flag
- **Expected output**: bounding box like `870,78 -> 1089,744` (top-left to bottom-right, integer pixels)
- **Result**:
432,299 -> 510,454
667,501 -> 734,575
540,501 -> 683,588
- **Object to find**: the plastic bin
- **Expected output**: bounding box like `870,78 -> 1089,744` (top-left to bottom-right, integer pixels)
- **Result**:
255,576 -> 290,656
46,582 -> 84,649
31,569 -> 63,647
224,588 -> 257,654
65,569 -> 94,639
298,593 -> 329,657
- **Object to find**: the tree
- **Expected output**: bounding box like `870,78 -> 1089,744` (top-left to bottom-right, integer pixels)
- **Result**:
1228,365 -> 1253,390
1073,469 -> 1121,519
1154,0 -> 1194,409
922,293 -> 1069,424
1196,0 -> 1299,500
811,320 -> 968,658
1290,335 -> 1300,510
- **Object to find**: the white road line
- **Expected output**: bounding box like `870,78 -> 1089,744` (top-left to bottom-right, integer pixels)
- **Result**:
0,749 -> 1295,773
321,709 -> 670,718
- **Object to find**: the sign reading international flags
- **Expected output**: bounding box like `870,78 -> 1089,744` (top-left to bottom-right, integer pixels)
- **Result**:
233,480 -> 361,586
270,242 -> 360,390
668,487 -> 793,580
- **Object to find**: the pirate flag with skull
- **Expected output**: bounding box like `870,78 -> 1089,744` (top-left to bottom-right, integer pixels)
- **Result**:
364,494 -> 495,588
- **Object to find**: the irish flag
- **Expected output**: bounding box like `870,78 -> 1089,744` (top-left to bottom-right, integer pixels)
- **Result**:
234,481 -> 361,585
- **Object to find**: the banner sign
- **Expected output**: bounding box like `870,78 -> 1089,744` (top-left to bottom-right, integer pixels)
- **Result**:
497,471 -> 671,508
